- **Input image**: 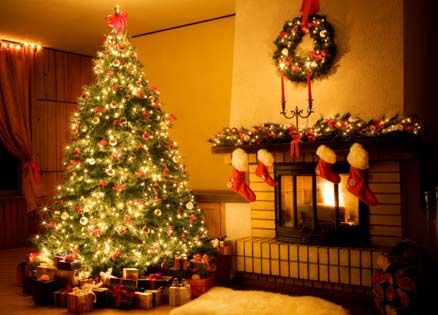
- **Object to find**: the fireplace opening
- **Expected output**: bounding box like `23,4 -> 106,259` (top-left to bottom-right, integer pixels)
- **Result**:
275,162 -> 368,246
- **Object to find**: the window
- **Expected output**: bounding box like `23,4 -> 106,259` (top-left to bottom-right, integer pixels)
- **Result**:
0,142 -> 21,194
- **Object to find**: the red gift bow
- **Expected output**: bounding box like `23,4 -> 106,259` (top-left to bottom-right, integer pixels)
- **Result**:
106,9 -> 128,34
28,252 -> 41,263
147,273 -> 162,280
112,284 -> 128,306
192,254 -> 201,263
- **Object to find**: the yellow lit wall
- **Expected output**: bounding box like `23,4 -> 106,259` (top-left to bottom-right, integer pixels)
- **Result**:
230,0 -> 404,127
132,17 -> 235,190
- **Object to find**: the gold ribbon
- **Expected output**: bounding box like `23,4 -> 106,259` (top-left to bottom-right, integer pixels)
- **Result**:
71,282 -> 102,303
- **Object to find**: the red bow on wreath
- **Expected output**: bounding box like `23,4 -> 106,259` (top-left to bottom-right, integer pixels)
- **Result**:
300,0 -> 320,29
106,6 -> 128,34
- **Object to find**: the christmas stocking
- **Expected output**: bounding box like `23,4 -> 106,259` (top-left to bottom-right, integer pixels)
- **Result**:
255,149 -> 276,186
315,145 -> 340,184
227,149 -> 256,202
346,143 -> 378,206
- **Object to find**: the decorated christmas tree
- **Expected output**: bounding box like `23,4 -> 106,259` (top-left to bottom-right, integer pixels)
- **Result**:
36,7 -> 209,276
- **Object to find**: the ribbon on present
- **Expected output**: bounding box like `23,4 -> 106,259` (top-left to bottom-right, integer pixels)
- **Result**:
111,283 -> 134,307
147,273 -> 162,290
71,283 -> 100,304
99,268 -> 114,285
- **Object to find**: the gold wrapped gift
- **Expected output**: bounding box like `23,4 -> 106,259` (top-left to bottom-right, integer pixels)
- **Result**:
135,291 -> 154,309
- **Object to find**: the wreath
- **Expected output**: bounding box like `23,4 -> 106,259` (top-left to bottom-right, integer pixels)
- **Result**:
273,14 -> 336,82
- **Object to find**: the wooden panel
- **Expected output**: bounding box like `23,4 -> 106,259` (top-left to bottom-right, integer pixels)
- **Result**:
368,172 -> 400,183
251,219 -> 275,229
369,225 -> 402,237
198,202 -> 225,238
0,198 -> 37,248
374,194 -> 401,204
251,210 -> 275,220
254,192 -> 274,201
369,161 -> 400,172
251,182 -> 275,192
251,201 -> 275,210
369,236 -> 400,247
251,228 -> 275,238
32,101 -> 77,171
369,183 -> 400,193
369,204 -> 402,215
369,214 -> 401,226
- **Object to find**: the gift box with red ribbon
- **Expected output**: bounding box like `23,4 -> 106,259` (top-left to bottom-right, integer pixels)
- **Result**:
137,273 -> 173,290
32,279 -> 57,306
108,284 -> 136,309
53,285 -> 73,306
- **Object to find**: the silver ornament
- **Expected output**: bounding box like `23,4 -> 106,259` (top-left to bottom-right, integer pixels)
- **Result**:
186,202 -> 194,210
87,158 -> 96,165
80,216 -> 88,225
61,211 -> 69,220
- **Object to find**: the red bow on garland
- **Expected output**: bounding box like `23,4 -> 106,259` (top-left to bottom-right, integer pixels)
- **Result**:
288,128 -> 301,158
300,0 -> 320,29
106,6 -> 128,34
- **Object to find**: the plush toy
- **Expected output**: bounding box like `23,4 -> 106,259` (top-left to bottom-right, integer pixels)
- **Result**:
315,145 -> 340,184
346,143 -> 378,206
227,149 -> 256,202
255,149 -> 276,186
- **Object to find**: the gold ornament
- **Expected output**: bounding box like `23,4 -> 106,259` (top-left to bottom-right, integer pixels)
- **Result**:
92,116 -> 100,124
106,168 -> 115,176
79,216 -> 88,225
61,211 -> 69,220
154,209 -> 162,216
109,138 -> 117,146
186,202 -> 194,210
86,158 -> 96,165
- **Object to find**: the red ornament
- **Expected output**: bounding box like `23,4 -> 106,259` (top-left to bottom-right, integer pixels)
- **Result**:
65,254 -> 75,262
113,118 -> 123,126
168,113 -> 176,124
98,180 -> 108,187
279,31 -> 287,38
142,132 -> 150,141
47,221 -> 57,228
135,170 -> 144,177
167,140 -> 174,148
106,70 -> 113,77
74,205 -> 82,212
112,84 -> 119,92
90,228 -> 100,237
111,250 -> 122,260
292,64 -> 300,73
162,167 -> 170,176
137,89 -> 145,98
124,215 -> 132,225
189,214 -> 197,223
70,160 -> 80,166
105,9 -> 128,34
98,139 -> 107,146
93,106 -> 107,113
73,148 -> 81,157
142,111 -> 151,119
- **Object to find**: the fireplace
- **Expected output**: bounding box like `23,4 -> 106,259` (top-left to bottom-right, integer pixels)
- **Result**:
275,162 -> 368,246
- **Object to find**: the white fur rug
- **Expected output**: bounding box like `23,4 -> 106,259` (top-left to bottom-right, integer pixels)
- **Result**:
169,287 -> 349,315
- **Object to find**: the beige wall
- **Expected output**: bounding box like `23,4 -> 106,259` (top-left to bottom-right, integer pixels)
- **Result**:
132,17 -> 235,190
230,0 -> 404,127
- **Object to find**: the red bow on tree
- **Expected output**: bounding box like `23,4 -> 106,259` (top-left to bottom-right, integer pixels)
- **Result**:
106,6 -> 128,34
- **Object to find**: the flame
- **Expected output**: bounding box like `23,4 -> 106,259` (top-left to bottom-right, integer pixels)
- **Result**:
318,180 -> 345,207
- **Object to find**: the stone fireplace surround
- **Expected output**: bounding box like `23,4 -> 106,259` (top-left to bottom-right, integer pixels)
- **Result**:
213,138 -> 424,292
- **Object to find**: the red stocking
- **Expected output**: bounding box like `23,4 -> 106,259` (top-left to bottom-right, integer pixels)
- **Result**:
315,145 -> 340,184
256,149 -> 276,186
228,168 -> 256,202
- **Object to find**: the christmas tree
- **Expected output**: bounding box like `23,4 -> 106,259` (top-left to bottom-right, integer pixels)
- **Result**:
36,7 -> 209,276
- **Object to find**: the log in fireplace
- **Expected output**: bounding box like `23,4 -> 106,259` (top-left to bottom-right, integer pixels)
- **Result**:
275,161 -> 368,246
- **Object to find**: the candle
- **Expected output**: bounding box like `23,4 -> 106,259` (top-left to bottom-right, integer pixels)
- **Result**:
307,68 -> 312,101
280,70 -> 285,111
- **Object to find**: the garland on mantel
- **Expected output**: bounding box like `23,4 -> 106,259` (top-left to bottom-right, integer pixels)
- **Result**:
209,114 -> 423,147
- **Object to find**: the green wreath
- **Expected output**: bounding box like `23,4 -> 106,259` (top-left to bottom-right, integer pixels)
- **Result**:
273,14 -> 336,82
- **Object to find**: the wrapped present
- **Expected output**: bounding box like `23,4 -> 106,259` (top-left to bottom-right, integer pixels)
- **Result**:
79,278 -> 98,287
25,252 -> 42,266
32,279 -> 57,305
109,277 -> 137,291
187,277 -> 214,298
169,278 -> 191,306
174,254 -> 189,270
108,284 -> 136,309
67,287 -> 95,313
135,291 -> 153,309
218,245 -> 233,255
56,269 -> 79,286
18,262 -> 36,294
93,287 -> 109,308
137,273 -> 173,290
58,260 -> 81,271
36,263 -> 57,281
122,268 -> 139,281
99,268 -> 114,286
53,285 -> 73,307
166,267 -> 186,279
190,254 -> 216,279
144,288 -> 163,307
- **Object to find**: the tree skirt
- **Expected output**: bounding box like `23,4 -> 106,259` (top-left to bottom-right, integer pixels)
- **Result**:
169,287 -> 349,315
